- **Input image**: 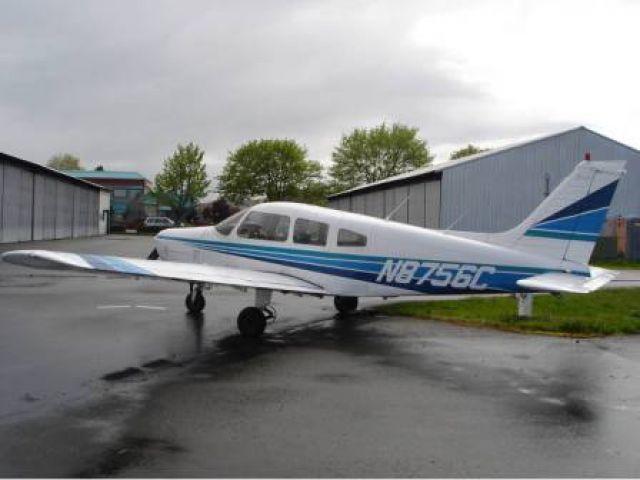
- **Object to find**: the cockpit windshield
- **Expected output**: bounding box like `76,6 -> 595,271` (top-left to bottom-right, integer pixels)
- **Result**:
237,211 -> 290,241
214,209 -> 247,236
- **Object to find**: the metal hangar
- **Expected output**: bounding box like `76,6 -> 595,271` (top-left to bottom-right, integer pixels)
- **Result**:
0,152 -> 110,243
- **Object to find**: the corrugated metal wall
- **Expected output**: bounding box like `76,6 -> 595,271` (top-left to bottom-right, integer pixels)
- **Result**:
440,128 -> 640,232
577,130 -> 640,219
328,127 -> 639,234
0,157 -> 103,243
329,178 -> 441,228
1,162 -> 33,242
55,181 -> 73,239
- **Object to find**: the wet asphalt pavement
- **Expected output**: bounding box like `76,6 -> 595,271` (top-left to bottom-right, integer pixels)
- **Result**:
1,235 -> 640,477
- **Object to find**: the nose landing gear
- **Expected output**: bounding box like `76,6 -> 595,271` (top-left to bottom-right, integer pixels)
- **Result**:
186,282 -> 206,314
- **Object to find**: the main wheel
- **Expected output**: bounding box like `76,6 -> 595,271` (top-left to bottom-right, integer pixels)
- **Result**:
237,307 -> 267,338
334,296 -> 358,314
185,291 -> 206,313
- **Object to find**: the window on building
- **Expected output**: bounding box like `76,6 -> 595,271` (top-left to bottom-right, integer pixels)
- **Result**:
215,209 -> 246,236
293,218 -> 329,246
113,189 -> 127,198
337,228 -> 367,247
237,211 -> 290,241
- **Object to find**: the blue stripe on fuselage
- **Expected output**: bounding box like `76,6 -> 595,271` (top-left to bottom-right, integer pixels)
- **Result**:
157,234 -> 590,294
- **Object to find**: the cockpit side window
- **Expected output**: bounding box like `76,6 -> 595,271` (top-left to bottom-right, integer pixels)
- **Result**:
337,228 -> 367,247
293,218 -> 329,246
214,209 -> 246,236
237,211 -> 290,242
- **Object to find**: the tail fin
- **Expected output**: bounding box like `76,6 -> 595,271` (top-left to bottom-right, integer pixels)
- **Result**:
490,160 -> 626,265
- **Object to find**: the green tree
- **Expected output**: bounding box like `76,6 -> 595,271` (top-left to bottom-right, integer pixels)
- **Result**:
154,143 -> 211,221
450,144 -> 488,160
329,123 -> 433,190
47,153 -> 83,170
218,139 -> 323,204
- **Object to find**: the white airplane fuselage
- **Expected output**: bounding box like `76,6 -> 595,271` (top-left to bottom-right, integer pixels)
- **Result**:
154,202 -> 589,298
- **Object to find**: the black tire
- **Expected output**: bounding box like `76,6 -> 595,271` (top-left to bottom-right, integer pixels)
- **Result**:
334,296 -> 358,314
185,291 -> 206,313
147,248 -> 159,260
237,307 -> 267,338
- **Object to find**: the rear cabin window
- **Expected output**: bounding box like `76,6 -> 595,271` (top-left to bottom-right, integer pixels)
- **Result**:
215,209 -> 246,236
237,211 -> 290,242
293,218 -> 329,246
337,228 -> 367,247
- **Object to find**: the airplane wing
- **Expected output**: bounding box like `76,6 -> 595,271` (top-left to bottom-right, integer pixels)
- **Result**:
1,250 -> 326,295
516,267 -> 617,294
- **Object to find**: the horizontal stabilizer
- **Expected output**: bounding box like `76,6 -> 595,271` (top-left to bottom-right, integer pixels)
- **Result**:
516,267 -> 617,294
2,250 -> 326,295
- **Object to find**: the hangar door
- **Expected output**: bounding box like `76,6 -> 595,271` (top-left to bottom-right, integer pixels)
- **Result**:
406,178 -> 441,228
1,162 -> 34,243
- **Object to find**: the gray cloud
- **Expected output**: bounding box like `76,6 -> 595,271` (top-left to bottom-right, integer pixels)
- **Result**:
0,0 -> 567,186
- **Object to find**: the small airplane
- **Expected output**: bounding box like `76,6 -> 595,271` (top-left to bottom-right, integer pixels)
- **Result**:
2,160 -> 626,338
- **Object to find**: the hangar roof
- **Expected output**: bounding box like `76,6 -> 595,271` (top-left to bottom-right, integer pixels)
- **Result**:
327,126 -> 637,199
0,152 -> 108,190
65,170 -> 147,181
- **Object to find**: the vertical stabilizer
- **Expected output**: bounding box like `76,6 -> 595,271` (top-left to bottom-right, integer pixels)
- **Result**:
488,160 -> 626,264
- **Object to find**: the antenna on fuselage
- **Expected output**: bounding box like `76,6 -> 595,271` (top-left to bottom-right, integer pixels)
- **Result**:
384,193 -> 411,221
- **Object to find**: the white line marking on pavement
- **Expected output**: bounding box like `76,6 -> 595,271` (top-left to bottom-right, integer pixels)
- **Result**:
97,305 -> 132,309
539,397 -> 567,406
135,305 -> 167,311
517,388 -> 535,395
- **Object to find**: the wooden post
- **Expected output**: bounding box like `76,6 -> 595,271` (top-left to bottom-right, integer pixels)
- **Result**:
517,293 -> 533,318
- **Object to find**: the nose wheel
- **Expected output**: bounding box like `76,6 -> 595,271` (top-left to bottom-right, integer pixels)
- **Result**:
186,283 -> 206,314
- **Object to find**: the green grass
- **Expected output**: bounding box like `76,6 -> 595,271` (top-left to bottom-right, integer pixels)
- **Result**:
592,258 -> 640,270
376,288 -> 640,336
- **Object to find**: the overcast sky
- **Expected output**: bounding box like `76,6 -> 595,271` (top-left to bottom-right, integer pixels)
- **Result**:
2,0 -> 639,192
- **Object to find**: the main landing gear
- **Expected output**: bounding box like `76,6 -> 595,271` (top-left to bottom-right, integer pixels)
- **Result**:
334,295 -> 358,314
237,289 -> 275,338
185,282 -> 206,314
184,284 -> 275,338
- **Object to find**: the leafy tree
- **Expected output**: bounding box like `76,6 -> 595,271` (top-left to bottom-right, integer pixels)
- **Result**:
296,179 -> 332,206
329,123 -> 433,190
218,139 -> 323,204
47,153 -> 83,171
95,165 -> 104,171
154,143 -> 211,221
450,144 -> 488,160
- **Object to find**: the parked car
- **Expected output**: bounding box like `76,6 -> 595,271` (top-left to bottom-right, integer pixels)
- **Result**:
139,216 -> 175,233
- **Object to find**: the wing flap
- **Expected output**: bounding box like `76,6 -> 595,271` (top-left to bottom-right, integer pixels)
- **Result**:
516,267 -> 617,294
2,250 -> 325,295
